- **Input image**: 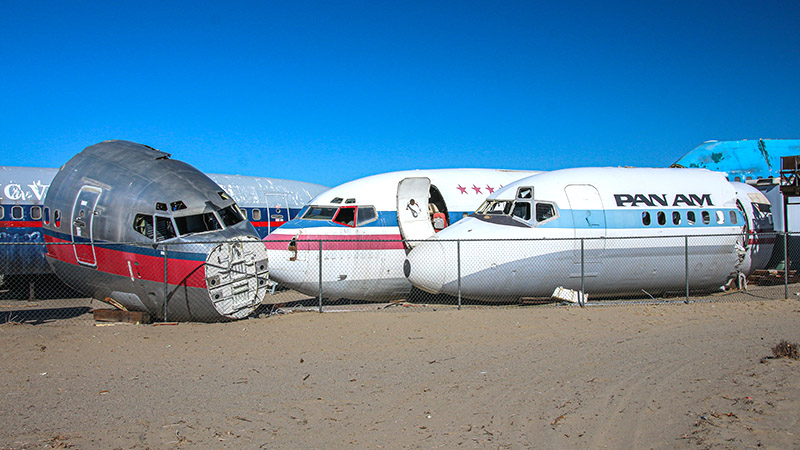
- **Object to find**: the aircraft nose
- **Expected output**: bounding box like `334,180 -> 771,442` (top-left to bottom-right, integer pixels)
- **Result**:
404,240 -> 449,294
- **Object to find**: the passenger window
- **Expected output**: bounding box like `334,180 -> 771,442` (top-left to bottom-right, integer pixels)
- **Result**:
702,211 -> 710,225
716,211 -> 725,224
672,211 -> 681,225
729,211 -> 738,224
134,214 -> 154,239
535,203 -> 555,222
31,206 -> 42,220
357,206 -> 378,226
516,187 -> 533,199
43,207 -> 50,225
54,210 -> 61,228
12,205 -> 23,220
511,202 -> 531,220
657,211 -> 666,226
333,206 -> 356,227
0,206 -> 4,220
252,208 -> 261,221
642,212 -> 651,226
687,211 -> 696,225
155,216 -> 177,241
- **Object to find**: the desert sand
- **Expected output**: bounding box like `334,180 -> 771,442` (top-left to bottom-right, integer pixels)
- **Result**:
0,294 -> 798,449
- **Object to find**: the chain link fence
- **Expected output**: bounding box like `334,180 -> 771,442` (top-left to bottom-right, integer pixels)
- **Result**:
1,232 -> 797,324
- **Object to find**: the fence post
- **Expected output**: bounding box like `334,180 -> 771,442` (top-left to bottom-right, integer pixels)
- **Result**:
163,245 -> 168,322
457,240 -> 462,310
579,238 -> 585,307
318,239 -> 323,313
785,231 -> 789,300
684,235 -> 690,304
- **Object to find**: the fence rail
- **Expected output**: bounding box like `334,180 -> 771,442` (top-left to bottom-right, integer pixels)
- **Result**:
1,232 -> 797,324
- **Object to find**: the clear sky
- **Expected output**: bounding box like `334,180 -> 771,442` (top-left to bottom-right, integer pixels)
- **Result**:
1,1 -> 798,187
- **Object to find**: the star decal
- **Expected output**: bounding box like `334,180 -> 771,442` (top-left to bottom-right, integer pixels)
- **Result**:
471,184 -> 482,194
485,185 -> 495,194
456,184 -> 468,194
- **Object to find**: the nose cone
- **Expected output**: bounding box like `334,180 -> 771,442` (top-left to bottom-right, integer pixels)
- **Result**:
404,239 -> 449,294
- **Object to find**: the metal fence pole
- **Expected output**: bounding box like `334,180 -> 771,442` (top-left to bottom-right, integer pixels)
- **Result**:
163,245 -> 168,322
785,231 -> 789,300
579,238 -> 585,307
457,240 -> 462,310
318,239 -> 323,313
684,235 -> 690,304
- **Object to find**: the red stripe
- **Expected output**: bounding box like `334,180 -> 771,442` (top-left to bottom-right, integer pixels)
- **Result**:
45,235 -> 207,287
0,221 -> 42,228
250,221 -> 287,228
263,233 -> 404,251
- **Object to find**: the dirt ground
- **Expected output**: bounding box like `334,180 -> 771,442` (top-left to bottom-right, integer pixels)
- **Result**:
0,294 -> 798,449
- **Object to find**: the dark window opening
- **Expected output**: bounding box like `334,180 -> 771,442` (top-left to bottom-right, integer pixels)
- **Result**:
134,214 -> 154,239
174,213 -> 221,235
330,197 -> 343,204
218,191 -> 232,201
512,202 -> 531,221
170,201 -> 187,211
302,206 -> 338,220
155,216 -> 177,241
357,206 -> 378,226
687,211 -> 696,225
31,206 -> 42,220
345,198 -> 356,204
12,206 -> 23,220
672,211 -> 681,225
536,203 -> 555,222
54,210 -> 61,228
218,205 -> 244,227
333,206 -> 356,227
155,202 -> 167,211
701,211 -> 711,225
657,211 -> 666,226
252,208 -> 262,221
43,207 -> 50,225
642,212 -> 651,226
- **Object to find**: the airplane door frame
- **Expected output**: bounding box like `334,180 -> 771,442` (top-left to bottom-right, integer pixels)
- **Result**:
265,193 -> 290,235
71,185 -> 102,267
564,184 -> 606,262
397,177 -> 434,249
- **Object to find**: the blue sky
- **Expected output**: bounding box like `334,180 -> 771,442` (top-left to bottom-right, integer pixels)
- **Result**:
1,1 -> 798,187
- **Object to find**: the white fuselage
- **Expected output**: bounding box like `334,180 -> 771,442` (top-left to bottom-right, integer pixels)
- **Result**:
405,167 -> 772,302
263,168 -> 539,301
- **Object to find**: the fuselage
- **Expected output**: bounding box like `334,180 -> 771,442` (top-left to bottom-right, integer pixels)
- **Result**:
405,167 -> 771,302
0,167 -> 326,283
42,140 -> 273,322
263,168 -> 539,301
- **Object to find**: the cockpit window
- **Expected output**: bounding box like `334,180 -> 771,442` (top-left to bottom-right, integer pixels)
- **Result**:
357,206 -> 378,226
345,198 -> 356,204
155,215 -> 177,241
536,203 -> 556,222
516,187 -> 533,199
331,197 -> 343,204
218,191 -> 232,201
512,202 -> 531,220
477,200 -> 514,215
477,198 -> 558,226
218,205 -> 244,227
174,212 -> 221,235
333,206 -> 356,227
302,205 -> 338,220
134,213 -> 154,239
170,201 -> 187,211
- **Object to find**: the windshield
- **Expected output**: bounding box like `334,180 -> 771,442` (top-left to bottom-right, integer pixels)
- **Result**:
302,205 -> 339,220
477,200 -> 514,215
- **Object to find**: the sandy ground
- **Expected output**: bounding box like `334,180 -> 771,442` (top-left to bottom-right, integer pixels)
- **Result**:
0,294 -> 798,449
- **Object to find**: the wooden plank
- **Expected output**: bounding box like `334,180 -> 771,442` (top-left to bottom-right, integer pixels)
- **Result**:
93,309 -> 150,324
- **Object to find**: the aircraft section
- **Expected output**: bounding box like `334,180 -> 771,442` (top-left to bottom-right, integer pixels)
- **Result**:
42,140 -> 270,322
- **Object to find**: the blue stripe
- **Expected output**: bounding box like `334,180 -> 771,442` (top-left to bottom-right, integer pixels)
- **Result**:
537,208 -> 743,229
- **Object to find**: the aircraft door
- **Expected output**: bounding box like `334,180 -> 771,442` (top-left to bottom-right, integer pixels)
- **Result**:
71,185 -> 102,267
564,184 -> 606,262
397,177 -> 433,249
265,194 -> 290,235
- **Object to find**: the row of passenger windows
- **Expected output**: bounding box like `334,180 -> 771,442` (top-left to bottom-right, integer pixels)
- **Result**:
642,210 -> 738,226
0,205 -> 43,221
